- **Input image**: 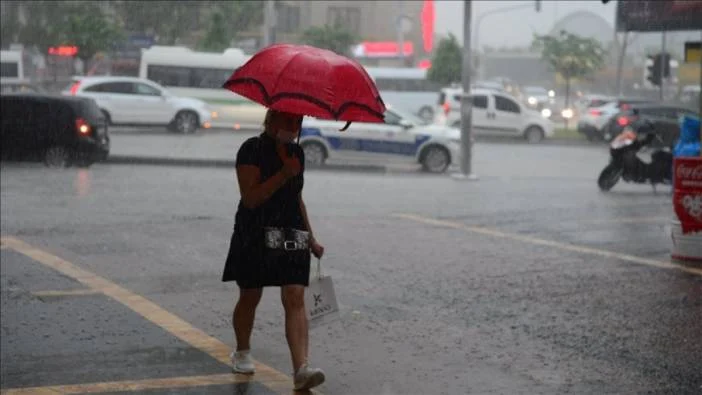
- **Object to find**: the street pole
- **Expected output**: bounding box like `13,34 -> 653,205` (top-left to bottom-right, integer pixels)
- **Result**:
397,0 -> 405,65
660,31 -> 666,101
454,0 -> 477,180
262,0 -> 276,48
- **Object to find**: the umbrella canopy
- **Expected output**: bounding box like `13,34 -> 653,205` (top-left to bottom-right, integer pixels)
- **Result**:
223,44 -> 386,129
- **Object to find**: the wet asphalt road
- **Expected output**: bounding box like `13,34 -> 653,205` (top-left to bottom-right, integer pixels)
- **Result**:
1,143 -> 701,395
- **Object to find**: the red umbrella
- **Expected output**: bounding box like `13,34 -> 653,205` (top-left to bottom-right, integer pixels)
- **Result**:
223,44 -> 386,130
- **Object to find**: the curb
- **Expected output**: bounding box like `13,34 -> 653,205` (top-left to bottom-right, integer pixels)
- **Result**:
106,155 -> 390,173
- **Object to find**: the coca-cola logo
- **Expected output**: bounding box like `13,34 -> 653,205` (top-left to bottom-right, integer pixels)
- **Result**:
676,164 -> 702,181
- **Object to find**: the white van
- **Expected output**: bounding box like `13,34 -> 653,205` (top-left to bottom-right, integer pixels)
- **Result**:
435,88 -> 555,143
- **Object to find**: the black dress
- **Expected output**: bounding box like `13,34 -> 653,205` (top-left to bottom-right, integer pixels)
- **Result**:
222,132 -> 311,288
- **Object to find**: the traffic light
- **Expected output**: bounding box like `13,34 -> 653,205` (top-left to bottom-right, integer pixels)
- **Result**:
660,52 -> 671,78
646,54 -> 662,86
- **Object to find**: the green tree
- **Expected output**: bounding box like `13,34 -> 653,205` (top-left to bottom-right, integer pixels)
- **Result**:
198,1 -> 263,52
199,12 -> 229,52
112,1 -> 199,45
531,30 -> 606,107
1,1 -> 22,48
427,34 -> 462,85
300,24 -> 357,56
11,1 -> 71,53
54,2 -> 123,69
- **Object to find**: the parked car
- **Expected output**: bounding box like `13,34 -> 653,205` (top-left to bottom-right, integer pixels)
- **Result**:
1,94 -> 110,167
435,88 -> 555,143
602,103 -> 699,147
300,105 -> 461,173
62,76 -> 213,134
576,98 -> 652,141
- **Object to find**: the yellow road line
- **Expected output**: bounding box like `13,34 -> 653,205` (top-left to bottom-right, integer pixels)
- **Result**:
0,236 -> 310,394
393,213 -> 702,277
32,289 -> 103,298
0,373 -> 247,395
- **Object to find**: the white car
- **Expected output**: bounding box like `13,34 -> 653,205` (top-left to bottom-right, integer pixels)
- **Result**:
435,88 -> 555,143
63,76 -> 213,134
299,106 -> 461,173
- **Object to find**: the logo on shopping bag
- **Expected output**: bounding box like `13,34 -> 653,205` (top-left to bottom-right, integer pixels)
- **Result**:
313,293 -> 322,307
309,292 -> 333,317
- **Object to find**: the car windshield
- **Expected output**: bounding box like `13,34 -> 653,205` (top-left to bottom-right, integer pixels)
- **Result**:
386,106 -> 428,126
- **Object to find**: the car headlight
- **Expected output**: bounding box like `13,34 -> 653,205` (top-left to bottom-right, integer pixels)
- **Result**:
528,97 -> 537,105
548,90 -> 555,98
541,108 -> 552,118
561,108 -> 574,119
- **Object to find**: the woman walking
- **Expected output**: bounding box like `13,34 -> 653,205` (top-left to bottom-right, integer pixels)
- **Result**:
222,109 -> 326,391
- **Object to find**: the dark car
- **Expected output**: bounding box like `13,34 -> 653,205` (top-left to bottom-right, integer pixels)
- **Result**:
602,103 -> 699,147
1,94 -> 110,167
576,97 -> 653,141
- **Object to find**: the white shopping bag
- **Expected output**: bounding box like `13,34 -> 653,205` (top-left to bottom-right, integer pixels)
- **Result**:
305,259 -> 340,328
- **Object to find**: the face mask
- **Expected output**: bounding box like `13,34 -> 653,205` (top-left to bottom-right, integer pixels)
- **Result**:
277,129 -> 298,143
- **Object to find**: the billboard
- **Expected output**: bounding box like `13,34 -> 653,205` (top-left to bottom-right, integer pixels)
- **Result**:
616,1 -> 702,32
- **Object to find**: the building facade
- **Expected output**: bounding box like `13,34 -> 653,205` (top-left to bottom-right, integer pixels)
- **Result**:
236,0 -> 427,66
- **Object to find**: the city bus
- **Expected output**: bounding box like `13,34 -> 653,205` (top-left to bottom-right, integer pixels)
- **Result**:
138,46 -> 265,129
364,67 -> 441,121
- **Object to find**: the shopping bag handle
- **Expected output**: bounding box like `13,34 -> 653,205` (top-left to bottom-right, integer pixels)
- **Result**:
314,258 -> 322,280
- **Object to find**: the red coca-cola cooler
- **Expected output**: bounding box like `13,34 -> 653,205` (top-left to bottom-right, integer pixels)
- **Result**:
671,157 -> 702,263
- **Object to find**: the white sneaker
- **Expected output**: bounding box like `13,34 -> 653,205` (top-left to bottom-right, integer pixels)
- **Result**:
293,363 -> 325,390
230,350 -> 255,374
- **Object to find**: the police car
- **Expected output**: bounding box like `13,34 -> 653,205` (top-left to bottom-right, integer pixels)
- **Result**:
300,106 -> 461,173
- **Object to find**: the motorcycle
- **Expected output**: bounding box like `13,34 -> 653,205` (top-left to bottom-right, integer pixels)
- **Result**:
597,121 -> 673,192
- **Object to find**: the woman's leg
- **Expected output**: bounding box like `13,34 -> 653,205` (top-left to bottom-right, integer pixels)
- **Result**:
233,286 -> 263,351
281,285 -> 308,372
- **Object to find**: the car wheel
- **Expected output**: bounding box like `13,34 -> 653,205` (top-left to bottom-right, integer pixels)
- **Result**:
524,126 -> 544,143
173,111 -> 199,134
44,146 -> 72,168
418,106 -> 434,121
421,145 -> 450,173
301,141 -> 327,166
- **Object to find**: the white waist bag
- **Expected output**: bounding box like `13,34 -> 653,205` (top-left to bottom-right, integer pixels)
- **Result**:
305,258 -> 340,328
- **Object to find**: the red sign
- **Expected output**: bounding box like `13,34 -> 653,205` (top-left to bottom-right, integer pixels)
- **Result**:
421,0 -> 435,53
356,42 -> 414,58
673,157 -> 702,234
48,46 -> 78,57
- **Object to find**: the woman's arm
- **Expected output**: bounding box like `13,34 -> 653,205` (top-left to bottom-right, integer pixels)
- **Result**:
236,165 -> 290,209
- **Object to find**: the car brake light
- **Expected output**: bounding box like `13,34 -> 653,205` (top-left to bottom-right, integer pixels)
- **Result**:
69,82 -> 81,95
589,109 -> 601,117
617,116 -> 629,127
76,118 -> 91,135
443,102 -> 450,115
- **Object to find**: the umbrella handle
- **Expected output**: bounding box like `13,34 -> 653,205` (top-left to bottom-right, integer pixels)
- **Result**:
339,121 -> 352,132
